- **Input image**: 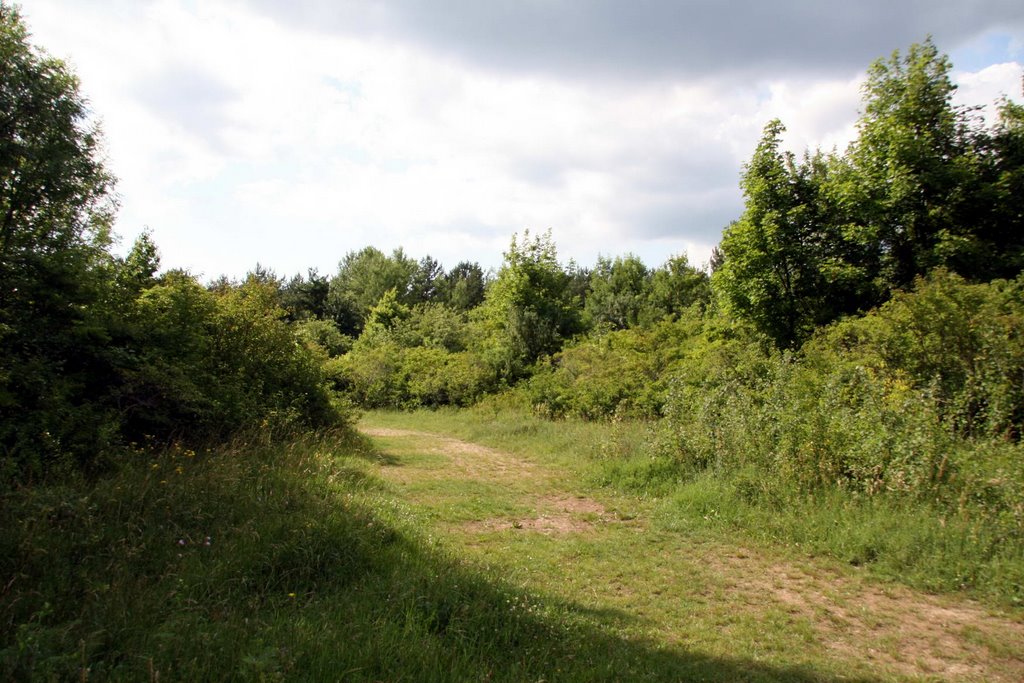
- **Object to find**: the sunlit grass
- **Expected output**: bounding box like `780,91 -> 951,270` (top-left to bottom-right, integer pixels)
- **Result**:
366,406 -> 1024,610
355,410 -> 1024,680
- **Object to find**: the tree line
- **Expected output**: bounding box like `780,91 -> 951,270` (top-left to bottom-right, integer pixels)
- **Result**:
2,0 -> 1023,495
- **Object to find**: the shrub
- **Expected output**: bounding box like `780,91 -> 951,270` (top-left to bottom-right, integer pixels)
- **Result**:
657,272 -> 1024,529
340,344 -> 494,409
523,312 -> 704,420
116,275 -> 345,443
808,269 -> 1024,440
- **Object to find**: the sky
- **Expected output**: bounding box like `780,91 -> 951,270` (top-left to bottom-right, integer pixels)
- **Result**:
20,0 -> 1024,280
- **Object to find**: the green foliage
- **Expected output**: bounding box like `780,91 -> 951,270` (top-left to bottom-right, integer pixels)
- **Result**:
808,269 -> 1024,440
850,39 -> 979,288
409,254 -> 444,303
0,7 -> 352,481
439,260 -> 487,311
341,342 -> 493,410
279,268 -> 330,321
716,39 -> 1024,348
326,247 -> 419,335
585,254 -> 710,331
523,313 -> 705,420
362,287 -> 412,335
338,285 -> 495,410
972,95 -> 1024,278
0,3 -> 118,476
114,275 -> 344,445
294,317 -> 352,357
396,302 -> 475,352
714,121 -> 868,348
659,272 -> 1024,532
647,254 -> 712,320
585,254 -> 651,329
474,230 -> 583,380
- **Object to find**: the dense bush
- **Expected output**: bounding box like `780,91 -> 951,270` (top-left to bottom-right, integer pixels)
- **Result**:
472,230 -> 584,382
127,276 -> 342,438
294,318 -> 353,357
338,294 -> 494,408
807,269 -> 1024,440
523,312 -> 705,420
1,258 -> 349,484
657,272 -> 1024,525
341,343 -> 493,409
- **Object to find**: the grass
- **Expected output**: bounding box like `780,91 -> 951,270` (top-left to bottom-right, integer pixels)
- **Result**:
3,407 -> 1023,680
651,473 -> 1024,607
370,404 -> 1024,609
357,408 -> 1024,681
0,427 -> 839,681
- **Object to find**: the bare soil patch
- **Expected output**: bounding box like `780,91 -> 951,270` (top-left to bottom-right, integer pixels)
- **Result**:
461,495 -> 614,535
710,550 -> 1024,681
362,427 -> 542,482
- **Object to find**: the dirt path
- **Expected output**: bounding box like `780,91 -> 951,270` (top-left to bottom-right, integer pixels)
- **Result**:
363,427 -> 542,483
361,425 -> 1024,682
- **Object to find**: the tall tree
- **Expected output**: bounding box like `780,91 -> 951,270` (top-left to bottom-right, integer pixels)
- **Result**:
585,254 -> 651,330
474,230 -> 581,379
408,255 -> 444,304
440,261 -> 486,311
714,121 -> 831,348
714,39 -> 1022,348
0,3 -> 119,471
280,268 -> 330,321
848,38 -> 975,289
647,254 -> 711,321
969,95 -> 1024,278
325,246 -> 417,335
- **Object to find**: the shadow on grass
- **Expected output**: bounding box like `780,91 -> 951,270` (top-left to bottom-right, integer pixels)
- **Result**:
347,428 -> 403,466
207,505 -> 874,682
1,431 -> 873,682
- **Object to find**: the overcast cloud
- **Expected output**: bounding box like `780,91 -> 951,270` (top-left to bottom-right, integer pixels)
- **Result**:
20,0 -> 1024,279
246,0 -> 1024,79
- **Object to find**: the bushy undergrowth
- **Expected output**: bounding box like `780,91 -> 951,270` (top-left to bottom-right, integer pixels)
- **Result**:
336,299 -> 497,408
120,276 -> 346,444
1,265 -> 349,486
658,272 -> 1024,503
519,271 -> 1023,510
340,342 -> 495,408
522,312 -> 705,420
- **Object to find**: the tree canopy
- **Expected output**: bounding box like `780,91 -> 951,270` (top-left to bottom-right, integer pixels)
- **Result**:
715,38 -> 1024,348
475,230 -> 583,380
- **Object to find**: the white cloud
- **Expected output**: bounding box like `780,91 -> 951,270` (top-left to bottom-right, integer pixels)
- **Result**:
954,61 -> 1024,119
18,1 -> 1024,279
